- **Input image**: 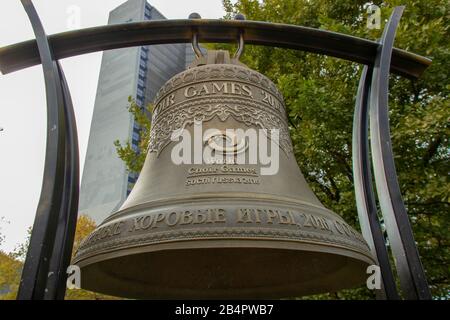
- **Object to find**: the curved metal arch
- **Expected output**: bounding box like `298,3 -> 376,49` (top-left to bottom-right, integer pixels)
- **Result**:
16,0 -> 67,300
368,6 -> 431,299
353,65 -> 399,299
17,0 -> 79,300
44,61 -> 80,300
0,19 -> 430,78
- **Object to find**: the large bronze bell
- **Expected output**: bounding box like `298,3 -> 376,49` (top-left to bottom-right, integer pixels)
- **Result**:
74,49 -> 375,299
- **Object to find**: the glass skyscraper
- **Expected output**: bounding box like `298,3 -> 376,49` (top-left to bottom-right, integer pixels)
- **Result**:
79,0 -> 194,223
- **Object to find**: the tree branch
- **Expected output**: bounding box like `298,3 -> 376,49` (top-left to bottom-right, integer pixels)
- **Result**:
423,135 -> 443,165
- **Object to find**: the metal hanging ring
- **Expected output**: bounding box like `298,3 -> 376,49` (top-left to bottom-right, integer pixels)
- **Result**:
191,31 -> 203,58
189,12 -> 246,59
189,12 -> 204,58
233,32 -> 244,59
233,13 -> 246,60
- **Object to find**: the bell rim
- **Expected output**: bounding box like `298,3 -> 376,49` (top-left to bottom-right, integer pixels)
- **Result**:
74,237 -> 375,266
74,238 -> 375,299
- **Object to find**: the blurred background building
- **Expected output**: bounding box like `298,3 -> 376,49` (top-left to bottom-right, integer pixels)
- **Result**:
79,0 -> 197,223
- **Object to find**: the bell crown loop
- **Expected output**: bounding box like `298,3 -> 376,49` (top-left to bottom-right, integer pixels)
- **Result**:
190,12 -> 245,61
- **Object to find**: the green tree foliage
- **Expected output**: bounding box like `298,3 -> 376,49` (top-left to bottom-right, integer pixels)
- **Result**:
0,217 -> 22,300
116,0 -> 448,299
226,0 -> 449,299
0,216 -> 120,300
0,220 -> 27,299
114,97 -> 153,177
0,251 -> 22,300
65,215 -> 120,300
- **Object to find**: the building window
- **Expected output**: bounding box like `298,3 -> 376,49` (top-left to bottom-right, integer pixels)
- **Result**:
144,6 -> 151,20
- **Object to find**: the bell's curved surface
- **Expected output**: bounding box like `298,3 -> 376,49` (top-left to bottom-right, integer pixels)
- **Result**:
74,50 -> 375,299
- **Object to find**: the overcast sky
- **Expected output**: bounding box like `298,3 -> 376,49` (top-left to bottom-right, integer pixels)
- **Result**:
0,0 -> 226,253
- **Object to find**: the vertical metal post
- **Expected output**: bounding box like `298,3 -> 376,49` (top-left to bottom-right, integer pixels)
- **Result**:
353,65 -> 399,299
17,0 -> 79,300
44,62 -> 80,300
369,6 -> 431,299
17,0 -> 67,300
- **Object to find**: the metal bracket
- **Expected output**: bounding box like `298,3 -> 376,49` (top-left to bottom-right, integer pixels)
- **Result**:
189,12 -> 246,60
17,0 -> 80,300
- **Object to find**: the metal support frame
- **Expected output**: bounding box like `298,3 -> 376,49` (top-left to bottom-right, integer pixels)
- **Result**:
16,0 -> 79,300
43,62 -> 80,300
352,7 -> 431,299
1,1 -> 431,299
367,7 -> 431,299
0,16 -> 431,77
353,66 -> 399,299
